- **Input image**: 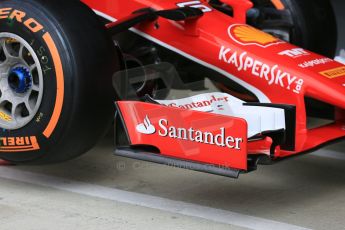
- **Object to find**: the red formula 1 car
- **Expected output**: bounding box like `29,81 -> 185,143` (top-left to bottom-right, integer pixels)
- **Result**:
0,0 -> 343,178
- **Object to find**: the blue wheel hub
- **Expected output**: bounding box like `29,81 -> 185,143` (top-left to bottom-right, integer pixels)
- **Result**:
8,67 -> 32,94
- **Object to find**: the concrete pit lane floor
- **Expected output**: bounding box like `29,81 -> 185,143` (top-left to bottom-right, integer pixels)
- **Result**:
0,134 -> 344,230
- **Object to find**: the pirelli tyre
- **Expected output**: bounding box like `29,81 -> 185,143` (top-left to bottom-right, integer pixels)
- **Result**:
0,0 -> 122,163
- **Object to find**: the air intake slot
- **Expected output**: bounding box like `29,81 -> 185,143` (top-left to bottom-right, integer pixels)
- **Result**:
305,97 -> 335,129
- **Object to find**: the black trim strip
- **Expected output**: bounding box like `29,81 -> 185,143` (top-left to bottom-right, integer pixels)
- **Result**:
114,102 -> 131,146
107,7 -> 203,35
115,147 -> 241,178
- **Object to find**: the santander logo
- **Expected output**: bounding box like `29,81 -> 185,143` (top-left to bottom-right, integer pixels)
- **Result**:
135,115 -> 243,150
136,115 -> 156,135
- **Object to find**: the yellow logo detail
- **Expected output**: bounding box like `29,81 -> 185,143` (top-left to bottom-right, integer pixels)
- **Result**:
228,24 -> 284,47
0,111 -> 11,122
320,67 -> 345,79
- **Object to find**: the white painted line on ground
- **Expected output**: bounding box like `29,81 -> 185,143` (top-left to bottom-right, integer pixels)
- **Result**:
311,150 -> 345,161
0,167 -> 309,230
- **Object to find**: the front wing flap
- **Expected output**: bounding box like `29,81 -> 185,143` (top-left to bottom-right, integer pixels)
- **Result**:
115,101 -> 248,173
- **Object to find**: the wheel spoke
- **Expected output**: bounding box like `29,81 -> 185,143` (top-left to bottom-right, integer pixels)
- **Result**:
11,102 -> 18,119
19,43 -> 25,59
1,40 -> 12,59
0,77 -> 5,90
31,84 -> 40,92
24,99 -> 33,115
30,64 -> 37,71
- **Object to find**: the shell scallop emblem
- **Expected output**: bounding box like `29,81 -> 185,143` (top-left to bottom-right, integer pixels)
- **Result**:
228,24 -> 284,48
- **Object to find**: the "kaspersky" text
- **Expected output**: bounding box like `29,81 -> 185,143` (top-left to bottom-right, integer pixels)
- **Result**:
219,46 -> 304,94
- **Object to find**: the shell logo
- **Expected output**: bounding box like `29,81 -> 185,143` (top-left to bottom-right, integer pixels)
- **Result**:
228,24 -> 284,48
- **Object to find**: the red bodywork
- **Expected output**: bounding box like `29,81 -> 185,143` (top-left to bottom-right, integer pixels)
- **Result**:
82,0 -> 345,171
118,101 -> 248,170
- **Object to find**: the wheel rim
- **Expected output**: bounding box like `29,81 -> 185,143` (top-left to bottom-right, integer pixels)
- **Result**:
0,33 -> 44,130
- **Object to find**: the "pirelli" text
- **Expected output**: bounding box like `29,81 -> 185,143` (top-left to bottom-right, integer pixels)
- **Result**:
0,8 -> 44,33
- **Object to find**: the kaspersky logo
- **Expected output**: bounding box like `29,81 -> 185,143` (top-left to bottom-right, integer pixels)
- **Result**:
136,116 -> 243,150
136,115 -> 156,135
